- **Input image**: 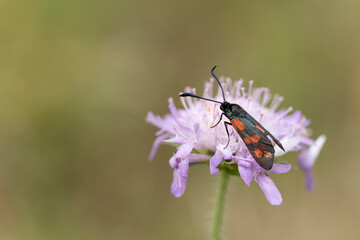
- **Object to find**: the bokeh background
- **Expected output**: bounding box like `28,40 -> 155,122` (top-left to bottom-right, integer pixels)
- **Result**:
0,0 -> 359,239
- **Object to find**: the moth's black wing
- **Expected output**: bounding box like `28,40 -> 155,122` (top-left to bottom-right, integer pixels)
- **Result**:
244,113 -> 285,151
229,116 -> 275,170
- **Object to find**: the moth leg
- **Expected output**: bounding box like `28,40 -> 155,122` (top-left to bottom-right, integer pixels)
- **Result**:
224,122 -> 232,149
211,113 -> 224,128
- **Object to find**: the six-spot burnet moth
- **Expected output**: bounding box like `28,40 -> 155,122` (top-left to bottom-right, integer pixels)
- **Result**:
180,66 -> 285,170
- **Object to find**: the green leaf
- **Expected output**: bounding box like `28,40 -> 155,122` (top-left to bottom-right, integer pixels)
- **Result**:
162,142 -> 181,148
217,162 -> 240,176
189,161 -> 209,167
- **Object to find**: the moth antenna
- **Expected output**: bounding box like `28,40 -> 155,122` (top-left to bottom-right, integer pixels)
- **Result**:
179,93 -> 222,104
211,65 -> 226,102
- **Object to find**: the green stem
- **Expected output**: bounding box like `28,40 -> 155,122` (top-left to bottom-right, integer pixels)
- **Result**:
212,172 -> 229,240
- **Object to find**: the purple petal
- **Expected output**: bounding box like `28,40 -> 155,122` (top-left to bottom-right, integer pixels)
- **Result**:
298,135 -> 326,170
302,118 -> 311,127
175,142 -> 194,158
168,98 -> 179,118
297,135 -> 326,192
238,164 -> 253,186
256,173 -> 282,205
171,168 -> 187,198
194,123 -> 200,141
155,128 -> 166,136
163,135 -> 185,144
188,153 -> 210,162
274,137 -> 300,157
170,159 -> 189,198
305,170 -> 314,192
146,111 -> 157,125
148,134 -> 168,160
178,159 -> 189,178
238,159 -> 251,168
299,136 -> 316,146
210,150 -> 223,175
146,112 -> 164,129
218,146 -> 233,160
169,155 -> 177,168
288,110 -> 302,122
266,164 -> 291,174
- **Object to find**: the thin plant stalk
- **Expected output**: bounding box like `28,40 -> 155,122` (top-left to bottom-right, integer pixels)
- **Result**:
212,172 -> 229,240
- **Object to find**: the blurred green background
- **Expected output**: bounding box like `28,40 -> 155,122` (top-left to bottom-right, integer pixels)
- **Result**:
0,0 -> 359,239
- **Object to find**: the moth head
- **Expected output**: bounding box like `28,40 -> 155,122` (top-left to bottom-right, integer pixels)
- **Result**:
220,101 -> 231,112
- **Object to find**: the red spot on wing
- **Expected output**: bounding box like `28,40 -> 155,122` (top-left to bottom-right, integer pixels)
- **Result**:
250,134 -> 260,143
254,149 -> 263,158
256,125 -> 265,134
244,137 -> 251,144
231,119 -> 244,130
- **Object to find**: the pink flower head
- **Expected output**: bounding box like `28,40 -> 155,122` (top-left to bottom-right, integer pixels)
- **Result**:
146,73 -> 325,205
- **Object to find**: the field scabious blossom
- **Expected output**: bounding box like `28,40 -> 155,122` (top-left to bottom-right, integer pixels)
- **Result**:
147,75 -> 325,205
